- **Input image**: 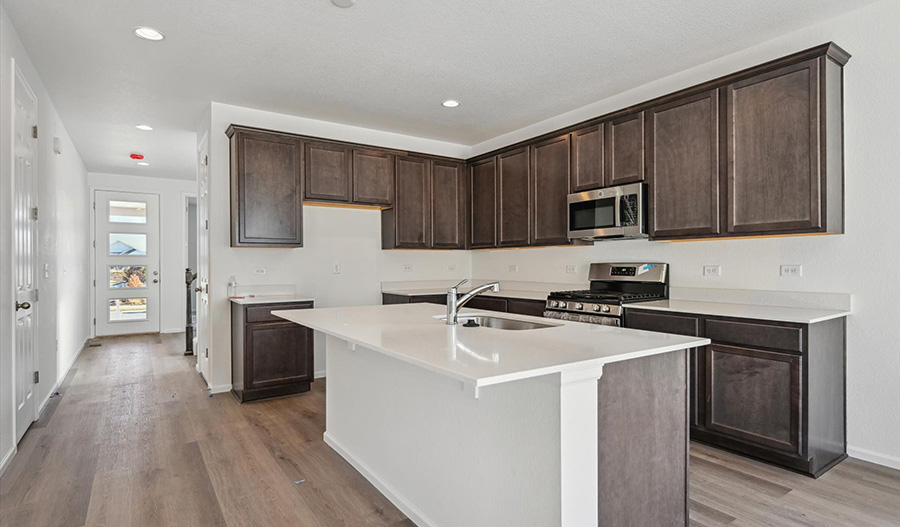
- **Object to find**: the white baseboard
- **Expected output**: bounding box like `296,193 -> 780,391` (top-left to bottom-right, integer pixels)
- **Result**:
314,370 -> 326,379
209,383 -> 232,394
324,432 -> 439,527
161,328 -> 185,334
848,445 -> 900,471
0,445 -> 16,478
38,337 -> 89,415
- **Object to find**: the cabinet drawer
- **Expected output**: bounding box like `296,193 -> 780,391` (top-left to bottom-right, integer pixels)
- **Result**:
464,296 -> 508,313
245,302 -> 314,323
706,319 -> 803,353
625,310 -> 700,336
409,295 -> 446,305
506,299 -> 547,317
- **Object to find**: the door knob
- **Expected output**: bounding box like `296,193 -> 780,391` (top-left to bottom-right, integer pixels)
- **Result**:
16,301 -> 31,311
194,287 -> 203,292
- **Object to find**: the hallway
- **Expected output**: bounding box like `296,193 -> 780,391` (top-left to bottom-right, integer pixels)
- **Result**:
1,334 -> 898,527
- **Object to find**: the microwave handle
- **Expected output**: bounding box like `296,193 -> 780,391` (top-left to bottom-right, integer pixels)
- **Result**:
613,192 -> 622,227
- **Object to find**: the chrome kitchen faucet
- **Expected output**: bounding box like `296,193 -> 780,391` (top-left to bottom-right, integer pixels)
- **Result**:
445,279 -> 501,325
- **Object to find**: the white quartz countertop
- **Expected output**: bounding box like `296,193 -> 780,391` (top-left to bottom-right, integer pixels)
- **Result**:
625,299 -> 850,324
274,303 -> 708,388
229,294 -> 315,305
382,288 -> 550,301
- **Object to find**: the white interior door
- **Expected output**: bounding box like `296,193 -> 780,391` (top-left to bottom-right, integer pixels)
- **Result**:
94,191 -> 160,336
196,141 -> 210,380
13,62 -> 39,443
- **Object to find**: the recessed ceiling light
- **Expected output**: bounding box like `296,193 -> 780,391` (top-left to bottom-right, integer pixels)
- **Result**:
331,0 -> 356,7
135,124 -> 153,131
441,99 -> 460,108
133,26 -> 164,41
136,161 -> 150,166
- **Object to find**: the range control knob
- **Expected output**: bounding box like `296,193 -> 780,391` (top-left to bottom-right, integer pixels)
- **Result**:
601,305 -> 611,313
574,303 -> 584,310
592,305 -> 601,312
550,300 -> 558,307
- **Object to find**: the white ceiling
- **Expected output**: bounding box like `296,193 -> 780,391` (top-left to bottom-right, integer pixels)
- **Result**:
4,0 -> 875,180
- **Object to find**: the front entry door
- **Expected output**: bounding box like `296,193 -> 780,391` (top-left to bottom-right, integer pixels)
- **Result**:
14,62 -> 39,443
94,191 -> 161,336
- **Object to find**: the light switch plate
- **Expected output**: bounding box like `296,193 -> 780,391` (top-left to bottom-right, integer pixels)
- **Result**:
703,265 -> 721,277
780,265 -> 802,277
253,267 -> 267,276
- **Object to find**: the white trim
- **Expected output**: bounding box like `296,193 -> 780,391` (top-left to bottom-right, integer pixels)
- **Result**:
37,337 -> 89,415
209,383 -> 232,394
314,370 -> 326,379
0,445 -> 16,478
161,328 -> 185,334
848,446 -> 900,471
324,432 -> 439,527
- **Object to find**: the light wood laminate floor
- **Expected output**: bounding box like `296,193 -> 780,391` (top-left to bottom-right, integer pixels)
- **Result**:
1,333 -> 898,527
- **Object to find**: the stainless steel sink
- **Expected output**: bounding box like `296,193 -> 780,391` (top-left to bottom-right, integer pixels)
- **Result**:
449,315 -> 559,331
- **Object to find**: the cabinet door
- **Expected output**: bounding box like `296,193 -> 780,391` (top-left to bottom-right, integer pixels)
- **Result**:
231,130 -> 303,246
464,296 -> 508,313
305,141 -> 351,202
431,160 -> 466,249
469,158 -> 498,248
245,322 -> 313,390
705,344 -> 801,453
571,125 -> 604,191
353,149 -> 394,205
605,112 -> 645,186
531,135 -> 571,245
393,156 -> 429,248
506,299 -> 546,317
646,90 -> 721,238
726,59 -> 822,233
625,310 -> 703,428
498,147 -> 530,246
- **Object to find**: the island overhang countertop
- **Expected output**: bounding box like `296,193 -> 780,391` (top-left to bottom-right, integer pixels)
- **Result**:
275,303 -> 709,388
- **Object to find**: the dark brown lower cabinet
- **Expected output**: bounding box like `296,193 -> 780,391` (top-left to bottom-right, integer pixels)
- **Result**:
624,308 -> 846,477
232,301 -> 314,402
381,293 -> 546,317
382,293 -> 446,305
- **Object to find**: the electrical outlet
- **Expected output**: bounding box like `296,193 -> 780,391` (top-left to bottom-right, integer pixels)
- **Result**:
402,264 -> 413,272
703,265 -> 721,277
447,264 -> 456,272
333,263 -> 341,274
253,267 -> 267,276
508,265 -> 519,273
566,265 -> 577,274
780,265 -> 802,277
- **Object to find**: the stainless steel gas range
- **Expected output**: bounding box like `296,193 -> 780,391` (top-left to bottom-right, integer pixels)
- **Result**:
544,263 -> 668,326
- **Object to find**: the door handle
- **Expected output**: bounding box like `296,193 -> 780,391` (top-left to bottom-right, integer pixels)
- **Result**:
16,301 -> 31,311
153,279 -> 159,283
194,287 -> 203,292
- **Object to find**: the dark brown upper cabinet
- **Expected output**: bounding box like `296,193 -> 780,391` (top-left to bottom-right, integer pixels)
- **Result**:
431,160 -> 466,249
605,111 -> 645,186
531,134 -> 571,245
389,155 -> 429,248
646,90 -> 721,239
726,57 -> 842,235
469,158 -> 498,249
305,141 -> 351,202
570,125 -> 604,192
352,149 -> 394,206
498,147 -> 530,247
227,126 -> 304,247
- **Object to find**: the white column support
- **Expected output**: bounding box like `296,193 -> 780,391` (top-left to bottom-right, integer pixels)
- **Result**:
558,365 -> 603,527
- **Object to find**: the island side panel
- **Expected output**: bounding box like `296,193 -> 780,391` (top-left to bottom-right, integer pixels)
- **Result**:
323,334 -> 563,527
597,350 -> 688,526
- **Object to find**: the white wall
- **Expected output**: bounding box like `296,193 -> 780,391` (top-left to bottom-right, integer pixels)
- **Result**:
202,103 -> 472,390
1,6 -> 91,473
471,0 -> 900,468
88,173 -> 197,335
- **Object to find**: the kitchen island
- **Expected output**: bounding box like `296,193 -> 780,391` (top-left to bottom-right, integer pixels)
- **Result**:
276,303 -> 709,527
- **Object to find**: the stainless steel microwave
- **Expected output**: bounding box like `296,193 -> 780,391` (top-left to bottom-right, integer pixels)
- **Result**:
567,182 -> 647,240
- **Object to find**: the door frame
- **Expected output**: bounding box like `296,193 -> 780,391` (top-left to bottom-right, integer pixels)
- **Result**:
10,58 -> 41,440
195,131 -> 211,384
89,187 -> 163,338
